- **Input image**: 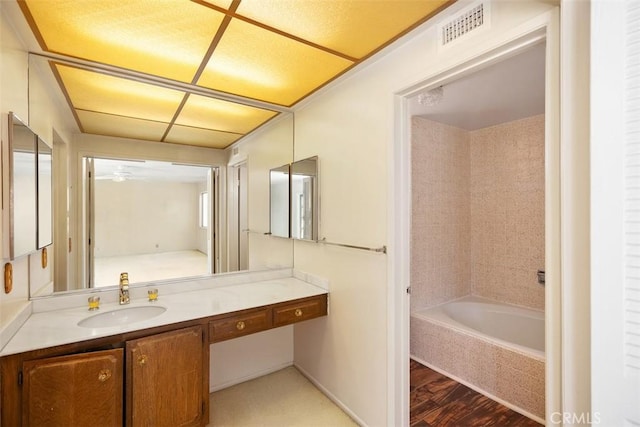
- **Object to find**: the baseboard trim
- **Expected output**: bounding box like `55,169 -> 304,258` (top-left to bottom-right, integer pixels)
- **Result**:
294,363 -> 367,427
209,361 -> 294,393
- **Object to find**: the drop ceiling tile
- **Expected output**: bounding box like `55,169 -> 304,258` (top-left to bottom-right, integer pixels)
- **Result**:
55,64 -> 185,123
197,18 -> 353,106
176,94 -> 278,134
229,0 -> 451,59
24,0 -> 225,82
77,110 -> 169,142
164,125 -> 242,149
200,0 -> 236,10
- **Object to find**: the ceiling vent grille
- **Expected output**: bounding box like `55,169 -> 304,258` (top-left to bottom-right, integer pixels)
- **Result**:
439,2 -> 490,47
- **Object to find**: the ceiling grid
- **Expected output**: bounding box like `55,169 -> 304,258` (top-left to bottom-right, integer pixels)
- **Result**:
18,0 -> 452,148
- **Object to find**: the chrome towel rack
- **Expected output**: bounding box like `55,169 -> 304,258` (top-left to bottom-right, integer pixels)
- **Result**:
317,238 -> 387,254
241,230 -> 387,254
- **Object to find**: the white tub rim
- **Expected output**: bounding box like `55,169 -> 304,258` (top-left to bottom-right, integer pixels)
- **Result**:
412,295 -> 546,361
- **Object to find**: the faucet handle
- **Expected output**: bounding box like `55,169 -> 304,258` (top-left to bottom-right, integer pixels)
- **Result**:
120,272 -> 129,287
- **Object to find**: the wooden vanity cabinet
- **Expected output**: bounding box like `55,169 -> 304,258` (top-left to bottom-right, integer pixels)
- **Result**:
1,292 -> 328,426
209,295 -> 328,343
22,348 -> 124,427
126,326 -> 208,427
0,322 -> 209,427
273,295 -> 327,327
209,307 -> 271,343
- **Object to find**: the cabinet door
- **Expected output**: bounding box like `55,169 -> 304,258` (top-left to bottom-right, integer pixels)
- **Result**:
22,348 -> 123,427
126,325 -> 207,427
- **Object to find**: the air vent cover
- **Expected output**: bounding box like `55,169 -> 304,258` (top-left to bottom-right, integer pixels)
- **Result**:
439,2 -> 490,47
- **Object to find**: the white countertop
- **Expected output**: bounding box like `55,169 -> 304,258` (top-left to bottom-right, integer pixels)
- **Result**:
0,276 -> 327,357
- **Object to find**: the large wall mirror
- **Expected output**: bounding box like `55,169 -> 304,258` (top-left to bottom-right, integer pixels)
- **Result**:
27,53 -> 294,297
7,112 -> 37,259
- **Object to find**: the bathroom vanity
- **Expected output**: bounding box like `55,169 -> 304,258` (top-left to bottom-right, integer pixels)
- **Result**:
0,277 -> 328,426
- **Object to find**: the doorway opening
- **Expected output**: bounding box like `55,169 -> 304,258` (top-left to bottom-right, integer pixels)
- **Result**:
408,42 -> 546,423
391,25 -> 561,426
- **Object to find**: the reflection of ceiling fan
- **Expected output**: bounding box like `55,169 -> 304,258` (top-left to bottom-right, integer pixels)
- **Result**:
94,164 -> 147,182
90,158 -> 210,183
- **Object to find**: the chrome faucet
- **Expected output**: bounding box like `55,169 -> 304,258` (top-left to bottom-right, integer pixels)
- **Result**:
119,272 -> 130,305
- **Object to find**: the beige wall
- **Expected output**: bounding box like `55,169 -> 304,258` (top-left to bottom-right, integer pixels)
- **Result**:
411,118 -> 470,310
411,115 -> 544,311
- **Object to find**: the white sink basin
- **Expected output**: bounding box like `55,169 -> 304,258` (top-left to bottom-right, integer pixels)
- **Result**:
78,305 -> 166,328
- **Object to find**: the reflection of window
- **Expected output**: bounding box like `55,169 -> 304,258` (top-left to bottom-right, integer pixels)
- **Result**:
199,192 -> 208,228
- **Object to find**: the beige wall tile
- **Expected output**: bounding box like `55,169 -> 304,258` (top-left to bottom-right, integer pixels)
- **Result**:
469,115 -> 545,309
411,117 -> 470,310
412,115 -> 544,310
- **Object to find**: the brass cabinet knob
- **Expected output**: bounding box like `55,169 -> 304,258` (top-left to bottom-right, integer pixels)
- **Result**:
98,369 -> 112,382
294,308 -> 303,317
236,321 -> 246,331
137,355 -> 148,366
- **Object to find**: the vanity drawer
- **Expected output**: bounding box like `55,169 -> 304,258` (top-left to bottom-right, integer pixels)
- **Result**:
209,308 -> 272,343
273,295 -> 327,327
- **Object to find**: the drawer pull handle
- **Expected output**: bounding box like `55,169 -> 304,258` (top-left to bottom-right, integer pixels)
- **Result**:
98,369 -> 112,382
137,355 -> 148,366
294,308 -> 303,317
236,321 -> 246,331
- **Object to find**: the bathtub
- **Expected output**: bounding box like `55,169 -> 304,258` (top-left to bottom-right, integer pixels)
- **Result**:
411,295 -> 545,422
420,296 -> 545,358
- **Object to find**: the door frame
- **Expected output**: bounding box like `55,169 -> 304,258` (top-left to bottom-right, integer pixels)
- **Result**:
389,9 -> 561,426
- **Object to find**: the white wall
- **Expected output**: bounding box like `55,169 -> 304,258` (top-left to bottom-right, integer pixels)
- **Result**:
210,326 -> 293,392
94,180 -> 200,257
227,114 -> 294,272
1,1 -> 77,341
292,2 -> 556,425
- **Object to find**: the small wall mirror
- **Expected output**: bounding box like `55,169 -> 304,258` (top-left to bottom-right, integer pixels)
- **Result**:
37,136 -> 53,249
269,164 -> 290,238
290,156 -> 318,241
8,112 -> 37,259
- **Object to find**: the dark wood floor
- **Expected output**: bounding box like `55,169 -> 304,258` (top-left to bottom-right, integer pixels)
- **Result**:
410,359 -> 542,427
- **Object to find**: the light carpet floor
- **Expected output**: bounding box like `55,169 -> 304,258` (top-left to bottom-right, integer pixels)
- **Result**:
209,367 -> 358,427
93,249 -> 208,287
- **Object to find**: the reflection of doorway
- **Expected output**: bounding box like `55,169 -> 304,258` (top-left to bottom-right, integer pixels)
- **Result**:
82,157 -> 217,287
52,130 -> 71,291
228,162 -> 248,272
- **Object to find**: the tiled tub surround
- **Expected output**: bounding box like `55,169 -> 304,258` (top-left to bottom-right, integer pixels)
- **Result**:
411,114 -> 545,311
411,298 -> 545,422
